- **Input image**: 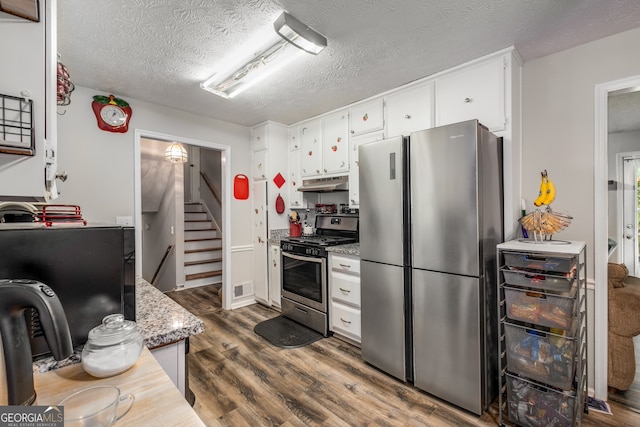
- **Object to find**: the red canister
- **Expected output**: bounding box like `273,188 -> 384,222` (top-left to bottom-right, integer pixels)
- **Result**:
289,222 -> 302,237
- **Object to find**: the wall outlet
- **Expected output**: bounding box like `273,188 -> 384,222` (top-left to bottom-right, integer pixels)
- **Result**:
116,216 -> 133,226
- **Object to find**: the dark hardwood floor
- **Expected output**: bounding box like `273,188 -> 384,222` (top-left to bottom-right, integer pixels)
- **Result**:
166,285 -> 640,426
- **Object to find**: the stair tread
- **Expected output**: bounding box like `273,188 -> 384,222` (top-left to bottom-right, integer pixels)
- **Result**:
185,247 -> 221,254
185,219 -> 211,223
185,258 -> 223,266
185,237 -> 221,242
186,270 -> 222,281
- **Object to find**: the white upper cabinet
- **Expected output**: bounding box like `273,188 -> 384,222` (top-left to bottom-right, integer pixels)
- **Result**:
349,98 -> 384,136
251,123 -> 269,151
252,149 -> 268,180
349,131 -> 384,208
288,126 -> 300,151
385,81 -> 434,138
322,110 -> 349,175
0,0 -> 57,199
435,56 -> 506,132
299,119 -> 322,177
288,149 -> 302,208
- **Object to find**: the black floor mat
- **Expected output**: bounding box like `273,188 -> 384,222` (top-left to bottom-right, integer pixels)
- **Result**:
254,316 -> 324,349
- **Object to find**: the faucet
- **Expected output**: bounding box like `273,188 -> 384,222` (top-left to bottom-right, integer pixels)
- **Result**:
0,279 -> 73,405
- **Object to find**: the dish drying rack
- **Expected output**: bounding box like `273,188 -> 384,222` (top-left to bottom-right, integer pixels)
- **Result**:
0,93 -> 35,156
36,204 -> 87,226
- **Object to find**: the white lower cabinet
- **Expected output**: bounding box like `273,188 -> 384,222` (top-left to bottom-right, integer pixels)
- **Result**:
150,340 -> 187,397
329,253 -> 361,344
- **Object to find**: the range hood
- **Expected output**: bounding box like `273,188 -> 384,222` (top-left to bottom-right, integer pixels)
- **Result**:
298,176 -> 349,192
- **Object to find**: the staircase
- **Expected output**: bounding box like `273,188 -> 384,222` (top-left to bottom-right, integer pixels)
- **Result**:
183,202 -> 222,288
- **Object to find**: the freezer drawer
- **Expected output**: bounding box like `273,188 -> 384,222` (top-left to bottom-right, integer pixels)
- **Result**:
360,260 -> 407,381
413,269 -> 490,415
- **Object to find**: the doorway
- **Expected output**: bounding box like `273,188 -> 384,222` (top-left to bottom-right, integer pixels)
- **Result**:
595,75 -> 640,402
133,129 -> 233,310
621,155 -> 640,276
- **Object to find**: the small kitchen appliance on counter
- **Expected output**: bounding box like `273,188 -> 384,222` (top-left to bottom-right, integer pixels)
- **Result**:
0,279 -> 73,405
0,223 -> 135,357
280,214 -> 358,336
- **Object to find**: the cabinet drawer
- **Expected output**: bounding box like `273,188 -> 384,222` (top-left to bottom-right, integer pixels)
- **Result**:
331,303 -> 361,342
331,254 -> 360,274
331,271 -> 361,307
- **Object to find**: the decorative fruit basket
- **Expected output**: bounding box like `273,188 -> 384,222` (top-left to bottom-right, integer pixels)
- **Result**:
520,170 -> 572,242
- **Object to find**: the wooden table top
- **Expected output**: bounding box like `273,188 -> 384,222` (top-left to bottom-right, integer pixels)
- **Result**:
32,348 -> 204,426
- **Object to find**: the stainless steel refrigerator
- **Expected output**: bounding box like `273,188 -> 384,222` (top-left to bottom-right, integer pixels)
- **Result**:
359,119 -> 503,415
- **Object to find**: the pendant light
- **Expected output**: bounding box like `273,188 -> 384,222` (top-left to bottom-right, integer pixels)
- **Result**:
165,142 -> 188,164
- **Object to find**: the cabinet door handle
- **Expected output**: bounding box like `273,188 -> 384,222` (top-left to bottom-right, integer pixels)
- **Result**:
405,114 -> 411,119
340,318 -> 352,324
350,130 -> 355,134
464,97 -> 472,103
339,287 -> 351,293
339,263 -> 351,268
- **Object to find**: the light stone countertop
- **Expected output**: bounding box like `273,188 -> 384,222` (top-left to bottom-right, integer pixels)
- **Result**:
32,277 -> 204,373
326,243 -> 360,256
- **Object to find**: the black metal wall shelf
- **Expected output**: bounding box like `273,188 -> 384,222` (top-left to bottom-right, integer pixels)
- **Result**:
0,93 -> 35,156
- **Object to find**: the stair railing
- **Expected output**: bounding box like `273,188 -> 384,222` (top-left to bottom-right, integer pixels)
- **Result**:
151,244 -> 173,285
199,171 -> 222,231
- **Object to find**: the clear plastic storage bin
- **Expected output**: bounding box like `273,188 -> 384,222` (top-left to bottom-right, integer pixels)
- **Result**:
502,268 -> 574,292
504,322 -> 576,390
504,252 -> 576,273
506,373 -> 576,427
504,286 -> 577,330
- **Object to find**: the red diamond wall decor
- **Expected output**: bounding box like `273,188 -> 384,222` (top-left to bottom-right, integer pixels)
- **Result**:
273,172 -> 286,188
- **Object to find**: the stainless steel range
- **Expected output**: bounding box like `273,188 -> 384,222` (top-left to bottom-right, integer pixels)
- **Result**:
280,215 -> 358,336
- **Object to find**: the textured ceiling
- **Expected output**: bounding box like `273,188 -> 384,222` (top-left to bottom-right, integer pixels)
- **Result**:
57,0 -> 640,128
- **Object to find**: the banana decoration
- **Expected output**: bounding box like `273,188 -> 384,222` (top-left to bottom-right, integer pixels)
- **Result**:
520,169 -> 570,241
533,170 -> 556,206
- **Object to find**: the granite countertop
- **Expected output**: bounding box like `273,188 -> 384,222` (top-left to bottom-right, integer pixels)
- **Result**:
268,228 -> 289,245
33,277 -> 204,373
327,243 -> 360,256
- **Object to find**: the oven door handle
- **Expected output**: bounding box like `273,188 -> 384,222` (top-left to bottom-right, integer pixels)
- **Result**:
281,251 -> 325,264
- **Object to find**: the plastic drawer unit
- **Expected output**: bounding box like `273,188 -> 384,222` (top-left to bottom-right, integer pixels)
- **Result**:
497,240 -> 587,427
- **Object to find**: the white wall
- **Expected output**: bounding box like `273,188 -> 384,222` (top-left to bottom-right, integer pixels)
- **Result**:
522,26 -> 640,278
522,26 -> 640,394
55,85 -> 254,296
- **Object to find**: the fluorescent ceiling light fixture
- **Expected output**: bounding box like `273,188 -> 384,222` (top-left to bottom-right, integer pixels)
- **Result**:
200,12 -> 326,99
200,38 -> 303,99
274,12 -> 327,55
